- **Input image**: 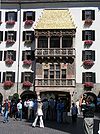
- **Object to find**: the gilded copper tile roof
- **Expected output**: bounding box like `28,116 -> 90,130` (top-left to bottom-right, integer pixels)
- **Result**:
35,9 -> 76,30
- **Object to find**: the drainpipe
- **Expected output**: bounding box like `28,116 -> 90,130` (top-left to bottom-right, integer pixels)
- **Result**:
17,2 -> 21,94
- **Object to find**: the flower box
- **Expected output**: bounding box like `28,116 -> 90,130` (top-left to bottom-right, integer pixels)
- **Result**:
83,60 -> 94,66
23,59 -> 32,66
6,40 -> 15,44
25,20 -> 33,25
6,20 -> 15,25
84,40 -> 93,45
5,59 -> 14,65
4,81 -> 14,88
84,82 -> 94,88
25,40 -> 32,44
84,19 -> 93,26
23,81 -> 32,87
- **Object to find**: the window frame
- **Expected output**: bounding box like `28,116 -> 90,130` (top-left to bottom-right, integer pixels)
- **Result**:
5,12 -> 17,21
82,72 -> 96,83
82,30 -> 95,41
5,31 -> 16,41
23,11 -> 35,21
82,50 -> 95,61
82,10 -> 95,20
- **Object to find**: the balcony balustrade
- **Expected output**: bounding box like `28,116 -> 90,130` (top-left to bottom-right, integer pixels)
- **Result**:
35,48 -> 75,57
35,79 -> 76,87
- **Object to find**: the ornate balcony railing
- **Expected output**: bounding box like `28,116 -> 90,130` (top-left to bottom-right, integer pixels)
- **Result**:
35,48 -> 75,57
35,79 -> 76,87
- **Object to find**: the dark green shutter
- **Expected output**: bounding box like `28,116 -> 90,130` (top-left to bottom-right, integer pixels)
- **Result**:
5,31 -> 7,41
92,73 -> 96,83
0,72 -> 1,83
22,51 -> 25,61
82,72 -> 85,83
82,31 -> 85,41
4,51 -> 7,60
13,51 -> 16,61
12,72 -> 15,83
14,31 -> 16,41
23,31 -> 25,41
92,10 -> 95,20
82,51 -> 85,61
82,10 -> 85,20
92,30 -> 95,41
23,12 -> 26,21
5,12 -> 8,21
15,12 -> 17,21
0,11 -> 1,20
2,72 -> 5,82
0,51 -> 2,61
32,12 -> 35,21
92,51 -> 95,61
21,72 -> 24,83
30,72 -> 33,83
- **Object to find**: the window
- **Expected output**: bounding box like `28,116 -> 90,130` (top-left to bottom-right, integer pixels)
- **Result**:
44,69 -> 48,78
38,36 -> 48,48
5,31 -> 16,41
21,72 -> 33,83
82,72 -> 96,83
62,36 -> 72,48
23,31 -> 34,42
82,50 -> 95,61
50,36 -> 60,48
0,31 -> 3,42
0,51 -> 2,61
22,50 -> 34,60
5,12 -> 17,21
82,10 -> 95,20
3,72 -> 15,82
82,30 -> 95,41
4,51 -> 16,61
23,11 -> 35,21
62,69 -> 66,78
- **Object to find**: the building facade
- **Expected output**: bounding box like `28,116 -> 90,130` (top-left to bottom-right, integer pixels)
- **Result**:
0,0 -> 100,104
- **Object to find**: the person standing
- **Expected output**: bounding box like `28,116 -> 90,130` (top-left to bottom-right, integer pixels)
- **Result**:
32,98 -> 44,128
17,99 -> 22,121
71,103 -> 78,123
3,99 -> 10,123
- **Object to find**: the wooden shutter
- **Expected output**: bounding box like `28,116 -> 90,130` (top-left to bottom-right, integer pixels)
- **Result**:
5,12 -> 8,21
91,10 -> 95,20
30,72 -> 33,83
92,51 -> 95,61
14,12 -> 17,21
0,72 -> 1,83
82,31 -> 85,41
82,51 -> 85,61
92,73 -> 96,83
23,31 -> 25,41
21,72 -> 24,83
23,12 -> 26,21
4,51 -> 7,60
5,31 -> 7,41
14,31 -> 16,41
22,51 -> 25,61
0,11 -> 1,20
82,10 -> 85,20
13,51 -> 16,61
92,30 -> 95,41
12,72 -> 15,83
31,50 -> 35,60
0,31 -> 3,41
32,12 -> 35,21
0,51 -> 2,61
2,72 -> 5,82
82,72 -> 85,83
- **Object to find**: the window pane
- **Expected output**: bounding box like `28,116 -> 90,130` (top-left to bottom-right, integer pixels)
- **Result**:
50,36 -> 60,48
44,70 -> 48,78
56,71 -> 60,78
85,11 -> 92,19
62,37 -> 72,48
50,65 -> 54,70
26,12 -> 33,20
50,71 -> 54,78
8,12 -> 15,20
38,36 -> 48,48
56,64 -> 60,70
86,72 -> 92,82
85,31 -> 92,40
62,69 -> 66,78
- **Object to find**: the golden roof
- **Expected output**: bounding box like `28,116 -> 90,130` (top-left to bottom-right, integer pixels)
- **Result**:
35,9 -> 76,30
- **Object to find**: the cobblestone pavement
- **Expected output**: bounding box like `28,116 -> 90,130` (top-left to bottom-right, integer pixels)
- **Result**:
0,114 -> 99,134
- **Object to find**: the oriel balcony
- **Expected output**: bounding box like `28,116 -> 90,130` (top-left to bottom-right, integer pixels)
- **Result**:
35,48 -> 75,58
35,79 -> 76,87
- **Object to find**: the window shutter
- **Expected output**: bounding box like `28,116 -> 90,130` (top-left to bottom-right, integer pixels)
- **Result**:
92,51 -> 95,61
30,72 -> 33,83
91,10 -> 95,20
31,50 -> 35,60
31,31 -> 34,41
82,72 -> 85,83
0,11 -> 1,20
5,31 -> 7,41
13,51 -> 16,61
82,31 -> 85,41
82,10 -> 85,20
2,72 -> 5,82
92,30 -> 95,41
23,31 -> 25,41
21,72 -> 24,83
4,51 -> 7,60
0,72 -> 1,83
92,73 -> 96,83
22,51 -> 25,61
0,31 -> 3,41
5,12 -> 8,21
14,12 -> 17,21
23,12 -> 26,21
82,51 -> 85,61
12,72 -> 15,82
14,31 -> 16,41
0,51 -> 2,61
32,12 -> 35,21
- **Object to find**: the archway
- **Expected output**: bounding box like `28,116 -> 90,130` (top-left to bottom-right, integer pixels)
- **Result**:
0,93 -> 3,104
20,91 -> 36,101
